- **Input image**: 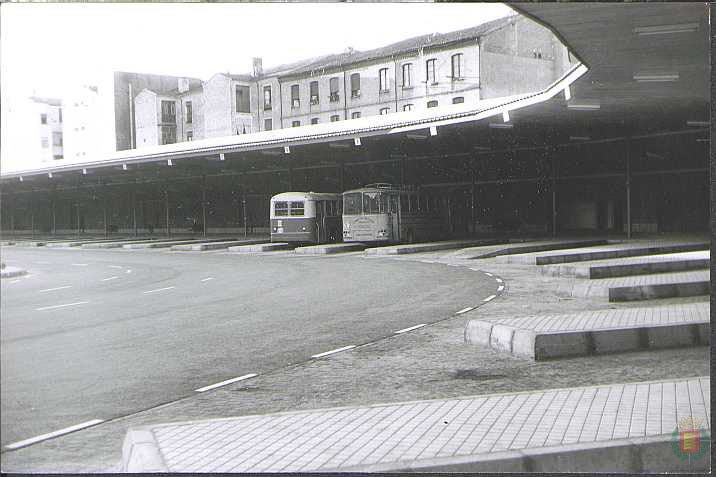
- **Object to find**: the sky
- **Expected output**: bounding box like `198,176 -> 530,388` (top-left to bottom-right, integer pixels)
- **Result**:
0,2 -> 513,98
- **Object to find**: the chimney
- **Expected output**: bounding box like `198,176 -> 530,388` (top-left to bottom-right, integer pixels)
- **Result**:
253,57 -> 263,77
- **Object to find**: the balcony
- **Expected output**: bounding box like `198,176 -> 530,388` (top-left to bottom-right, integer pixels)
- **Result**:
329,93 -> 340,103
291,99 -> 300,109
351,89 -> 361,99
310,96 -> 319,106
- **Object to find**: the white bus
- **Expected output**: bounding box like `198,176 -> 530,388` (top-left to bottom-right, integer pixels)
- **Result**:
342,183 -> 446,243
270,192 -> 342,244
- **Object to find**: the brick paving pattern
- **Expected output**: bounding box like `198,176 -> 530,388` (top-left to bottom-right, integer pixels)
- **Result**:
148,377 -> 710,472
482,302 -> 709,331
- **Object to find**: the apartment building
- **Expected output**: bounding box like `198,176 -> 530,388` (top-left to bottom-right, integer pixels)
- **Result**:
125,14 -> 570,149
62,84 -> 113,161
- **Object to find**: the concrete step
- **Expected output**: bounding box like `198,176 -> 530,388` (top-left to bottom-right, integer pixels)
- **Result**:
501,242 -> 709,265
465,302 -> 709,360
460,239 -> 609,259
556,270 -> 709,302
170,239 -> 266,251
227,242 -> 293,253
294,243 -> 367,255
83,239 -> 163,249
45,237 -> 157,248
123,238 -> 235,249
121,376 -> 711,473
365,239 -> 500,256
541,251 -> 710,279
0,266 -> 28,278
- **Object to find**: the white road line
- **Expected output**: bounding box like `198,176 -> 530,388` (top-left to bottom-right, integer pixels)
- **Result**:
143,286 -> 175,294
456,307 -> 474,315
483,295 -> 497,302
201,277 -> 215,282
394,323 -> 427,334
9,279 -> 22,284
4,419 -> 104,450
311,345 -> 356,358
38,286 -> 72,293
485,272 -> 493,277
496,278 -> 504,283
36,301 -> 89,311
498,285 -> 505,292
420,260 -> 436,264
108,265 -> 123,269
448,264 -> 461,267
469,268 -> 482,272
194,373 -> 258,393
125,269 -> 132,274
101,276 -> 118,282
71,263 -> 88,267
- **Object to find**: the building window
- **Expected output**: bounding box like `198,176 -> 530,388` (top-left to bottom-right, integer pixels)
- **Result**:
161,101 -> 176,123
41,137 -> 49,148
185,101 -> 192,124
310,81 -> 319,105
291,84 -> 300,109
161,126 -> 176,145
330,115 -> 340,122
187,131 -> 193,141
329,77 -> 340,102
427,100 -> 438,108
402,63 -> 413,88
52,131 -> 63,146
40,113 -> 47,125
351,112 -> 361,119
263,86 -> 272,110
264,118 -> 273,131
53,155 -> 63,160
311,118 -> 319,125
451,53 -> 463,80
379,107 -> 390,115
350,73 -> 360,98
236,85 -> 250,113
452,96 -> 465,104
426,58 -> 437,84
292,120 -> 301,127
379,68 -> 389,93
403,104 -> 414,111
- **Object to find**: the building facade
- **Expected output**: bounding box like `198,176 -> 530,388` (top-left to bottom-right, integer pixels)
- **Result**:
123,14 -> 570,150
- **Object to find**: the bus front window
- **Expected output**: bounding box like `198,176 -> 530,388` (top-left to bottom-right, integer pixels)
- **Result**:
274,201 -> 288,216
344,193 -> 362,215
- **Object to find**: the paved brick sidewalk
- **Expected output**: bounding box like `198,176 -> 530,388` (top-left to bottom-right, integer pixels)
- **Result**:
124,376 -> 710,472
481,302 -> 709,331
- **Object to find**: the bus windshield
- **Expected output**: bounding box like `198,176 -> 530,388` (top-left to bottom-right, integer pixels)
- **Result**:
363,192 -> 387,214
343,193 -> 362,215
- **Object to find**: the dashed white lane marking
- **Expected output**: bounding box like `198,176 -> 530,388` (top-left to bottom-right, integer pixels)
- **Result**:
101,276 -> 118,282
469,268 -> 482,272
394,323 -> 427,334
108,265 -> 123,269
456,307 -> 474,315
311,345 -> 356,358
483,295 -> 497,302
498,285 -> 505,292
38,286 -> 72,293
496,278 -> 503,283
420,260 -> 436,264
9,280 -> 21,284
485,272 -> 493,277
195,373 -> 258,393
143,286 -> 175,294
125,269 -> 132,274
201,277 -> 215,282
4,419 -> 104,450
71,263 -> 88,267
448,264 -> 461,267
36,301 -> 89,311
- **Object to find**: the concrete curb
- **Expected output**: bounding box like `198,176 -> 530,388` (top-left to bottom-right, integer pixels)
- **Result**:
171,239 -> 266,251
465,320 -> 710,360
294,243 -> 366,254
609,281 -> 710,301
0,266 -> 28,278
467,239 -> 608,259
365,239 -> 500,256
227,242 -> 291,253
325,434 -> 711,473
542,257 -> 710,279
532,242 -> 709,265
120,429 -> 168,473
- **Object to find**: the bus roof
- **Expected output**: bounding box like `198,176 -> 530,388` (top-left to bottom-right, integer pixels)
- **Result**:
271,191 -> 342,201
342,184 -> 418,194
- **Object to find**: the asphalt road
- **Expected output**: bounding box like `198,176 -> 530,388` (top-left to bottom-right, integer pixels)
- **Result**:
0,246 -> 496,449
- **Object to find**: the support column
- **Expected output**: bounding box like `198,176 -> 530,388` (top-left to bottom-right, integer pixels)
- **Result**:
164,189 -> 171,238
30,196 -> 35,239
626,140 -> 632,240
103,195 -> 109,239
287,167 -> 294,191
51,194 -> 57,236
470,158 -> 477,237
399,156 -> 406,187
201,178 -> 208,238
337,158 -> 345,192
242,190 -> 248,238
76,201 -> 81,238
551,152 -> 558,239
132,188 -> 138,237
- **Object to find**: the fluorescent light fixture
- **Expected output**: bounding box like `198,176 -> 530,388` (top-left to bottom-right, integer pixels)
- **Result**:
696,138 -> 708,142
564,85 -> 571,101
430,126 -> 437,136
473,146 -> 491,152
219,153 -> 225,161
406,132 -> 428,139
82,168 -> 88,175
633,22 -> 698,36
19,176 -> 24,182
686,120 -> 709,127
122,164 -> 128,170
260,150 -> 282,155
354,137 -> 361,146
633,73 -> 679,82
329,142 -> 350,149
502,110 -> 510,122
48,172 -> 53,178
569,136 -> 591,141
488,123 -> 513,129
567,102 -> 601,111
284,146 -> 290,154
167,159 -> 173,166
